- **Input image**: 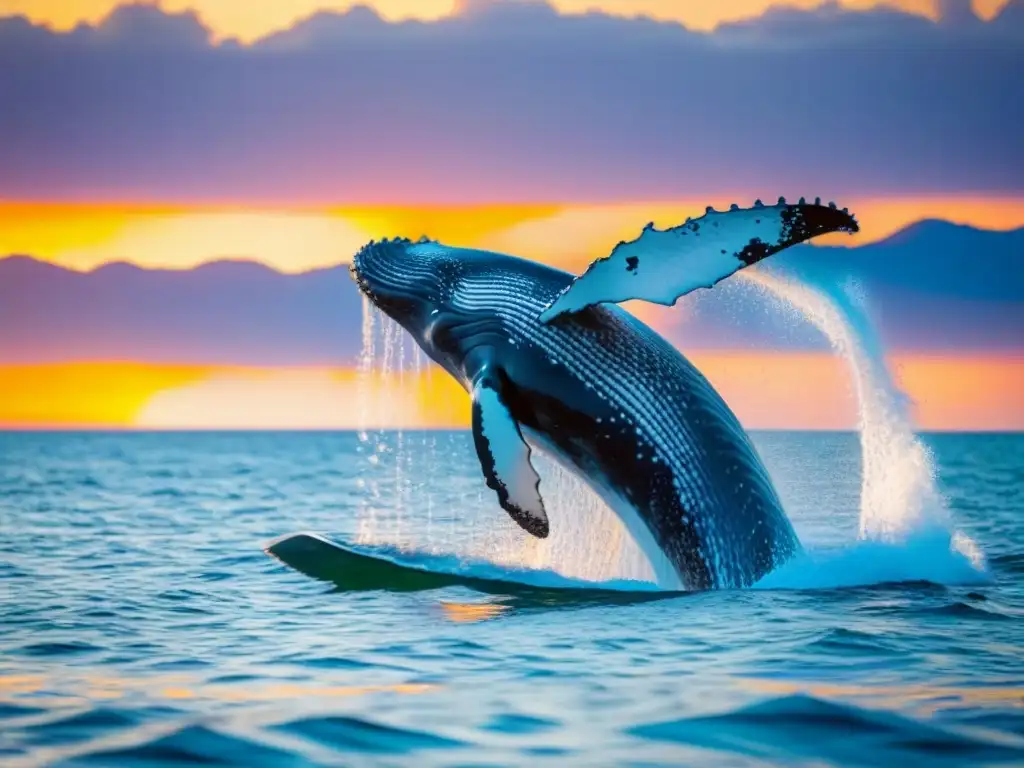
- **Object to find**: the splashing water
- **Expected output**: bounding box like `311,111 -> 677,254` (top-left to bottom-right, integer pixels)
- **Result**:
739,268 -> 988,588
355,299 -> 410,547
355,294 -> 377,544
353,263 -> 988,590
741,270 -> 941,541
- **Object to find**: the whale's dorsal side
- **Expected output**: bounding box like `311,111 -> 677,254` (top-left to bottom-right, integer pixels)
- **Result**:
470,368 -> 550,539
539,198 -> 859,323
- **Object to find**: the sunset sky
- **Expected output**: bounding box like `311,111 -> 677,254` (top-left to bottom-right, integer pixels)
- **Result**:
1,0 -> 1021,430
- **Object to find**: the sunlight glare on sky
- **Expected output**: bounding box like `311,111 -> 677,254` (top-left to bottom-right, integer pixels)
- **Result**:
1,355 -> 1019,432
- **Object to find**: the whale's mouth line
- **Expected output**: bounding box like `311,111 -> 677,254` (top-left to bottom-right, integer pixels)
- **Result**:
349,262 -> 410,309
349,261 -> 438,331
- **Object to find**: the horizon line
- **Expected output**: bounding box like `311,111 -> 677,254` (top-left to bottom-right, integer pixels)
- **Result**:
3,351 -> 1022,365
2,426 -> 1021,436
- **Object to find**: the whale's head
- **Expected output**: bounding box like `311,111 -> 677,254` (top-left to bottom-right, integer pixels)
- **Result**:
350,238 -> 491,381
351,238 -> 446,328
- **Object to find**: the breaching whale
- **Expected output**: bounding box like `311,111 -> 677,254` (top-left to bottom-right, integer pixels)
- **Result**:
350,199 -> 859,589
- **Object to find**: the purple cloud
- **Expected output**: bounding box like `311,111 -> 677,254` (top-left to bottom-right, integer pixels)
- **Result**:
0,2 -> 1021,203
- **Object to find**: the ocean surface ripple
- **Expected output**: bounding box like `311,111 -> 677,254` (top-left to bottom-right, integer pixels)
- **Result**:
1,431 -> 1023,766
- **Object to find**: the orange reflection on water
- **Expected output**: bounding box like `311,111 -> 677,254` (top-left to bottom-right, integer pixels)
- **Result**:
161,687 -> 196,700
742,677 -> 1024,716
0,671 -> 437,707
0,674 -> 46,694
438,600 -> 513,623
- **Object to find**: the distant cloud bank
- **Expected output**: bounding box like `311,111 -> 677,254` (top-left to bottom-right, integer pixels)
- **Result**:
1,1 -> 1021,203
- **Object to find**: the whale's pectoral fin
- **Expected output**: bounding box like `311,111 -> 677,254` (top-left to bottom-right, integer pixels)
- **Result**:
539,198 -> 859,322
470,374 -> 549,539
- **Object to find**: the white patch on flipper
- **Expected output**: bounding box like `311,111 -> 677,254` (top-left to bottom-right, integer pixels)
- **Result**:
539,200 -> 858,322
473,382 -> 549,537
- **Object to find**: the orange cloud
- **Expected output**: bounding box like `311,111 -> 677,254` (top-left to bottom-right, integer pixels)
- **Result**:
1,356 -> 1019,431
3,2 -> 1011,43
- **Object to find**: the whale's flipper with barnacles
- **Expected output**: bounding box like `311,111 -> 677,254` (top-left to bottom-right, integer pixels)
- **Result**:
538,198 -> 859,323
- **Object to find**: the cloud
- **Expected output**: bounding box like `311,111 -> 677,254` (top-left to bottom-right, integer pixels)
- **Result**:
0,2 -> 1021,204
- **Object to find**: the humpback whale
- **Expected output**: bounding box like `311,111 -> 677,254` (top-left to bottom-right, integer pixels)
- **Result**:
350,199 -> 859,589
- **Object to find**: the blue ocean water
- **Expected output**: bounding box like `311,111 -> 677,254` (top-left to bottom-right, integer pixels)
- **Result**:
1,430 -> 1022,766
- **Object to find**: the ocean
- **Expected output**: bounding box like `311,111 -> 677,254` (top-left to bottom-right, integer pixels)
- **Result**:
1,429 -> 1022,767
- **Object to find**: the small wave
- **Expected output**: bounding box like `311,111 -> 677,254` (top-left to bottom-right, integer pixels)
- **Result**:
483,713 -> 559,735
910,601 -> 1015,622
145,487 -> 186,498
72,724 -> 298,766
753,531 -> 992,591
0,702 -> 45,720
992,552 -> 1024,575
630,694 -> 1024,765
16,640 -> 102,658
271,654 -> 380,671
24,707 -> 138,744
272,715 -> 465,754
941,711 -> 1024,739
206,673 -> 260,684
0,562 -> 31,580
805,628 -> 901,655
